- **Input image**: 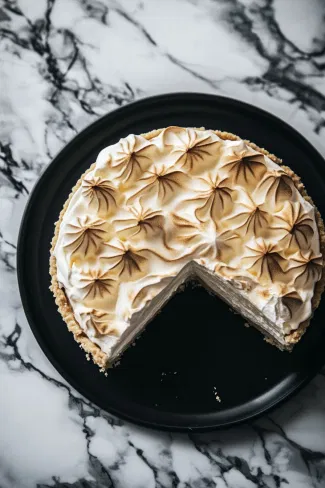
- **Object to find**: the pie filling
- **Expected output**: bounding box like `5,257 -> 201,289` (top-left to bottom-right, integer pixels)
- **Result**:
51,127 -> 324,367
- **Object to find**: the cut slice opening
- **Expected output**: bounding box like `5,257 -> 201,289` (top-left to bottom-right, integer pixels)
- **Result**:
110,261 -> 290,364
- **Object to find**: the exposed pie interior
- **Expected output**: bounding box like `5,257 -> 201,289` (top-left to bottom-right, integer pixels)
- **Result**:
50,127 -> 325,369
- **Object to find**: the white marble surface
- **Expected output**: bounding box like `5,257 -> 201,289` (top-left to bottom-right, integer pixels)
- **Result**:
1,0 -> 325,486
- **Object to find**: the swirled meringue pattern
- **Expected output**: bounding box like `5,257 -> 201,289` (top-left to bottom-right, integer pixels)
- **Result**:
63,216 -> 110,264
81,175 -> 120,216
52,127 -> 324,364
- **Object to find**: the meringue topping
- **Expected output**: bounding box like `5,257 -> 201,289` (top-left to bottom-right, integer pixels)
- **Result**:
53,127 -> 323,360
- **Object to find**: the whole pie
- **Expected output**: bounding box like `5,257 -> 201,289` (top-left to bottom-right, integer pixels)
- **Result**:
50,127 -> 325,369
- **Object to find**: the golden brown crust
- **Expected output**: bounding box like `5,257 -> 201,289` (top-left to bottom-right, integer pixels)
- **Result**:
50,128 -> 325,367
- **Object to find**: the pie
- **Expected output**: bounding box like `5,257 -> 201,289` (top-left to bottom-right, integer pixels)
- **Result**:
50,127 -> 325,369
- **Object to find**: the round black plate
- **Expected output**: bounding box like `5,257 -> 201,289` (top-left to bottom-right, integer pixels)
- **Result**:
18,93 -> 325,431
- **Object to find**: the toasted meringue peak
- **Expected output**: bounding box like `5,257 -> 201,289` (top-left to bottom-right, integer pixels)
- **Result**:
254,169 -> 294,209
101,240 -> 148,280
241,238 -> 285,284
53,127 -> 323,358
220,146 -> 267,188
276,201 -> 315,252
63,216 -> 110,264
193,173 -> 234,224
289,250 -> 323,288
73,268 -> 116,304
170,212 -> 217,259
114,201 -> 164,241
164,126 -> 221,173
81,175 -> 119,216
226,192 -> 272,238
127,165 -> 191,205
111,134 -> 154,183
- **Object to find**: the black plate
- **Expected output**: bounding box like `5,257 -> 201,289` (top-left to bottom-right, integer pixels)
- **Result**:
18,93 -> 325,431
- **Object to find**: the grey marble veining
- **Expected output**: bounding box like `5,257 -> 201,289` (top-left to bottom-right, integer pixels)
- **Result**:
0,0 -> 325,487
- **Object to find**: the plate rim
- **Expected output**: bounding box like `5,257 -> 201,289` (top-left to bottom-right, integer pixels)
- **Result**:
17,92 -> 325,432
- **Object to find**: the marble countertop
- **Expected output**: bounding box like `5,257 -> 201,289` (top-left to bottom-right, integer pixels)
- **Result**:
1,0 -> 325,487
